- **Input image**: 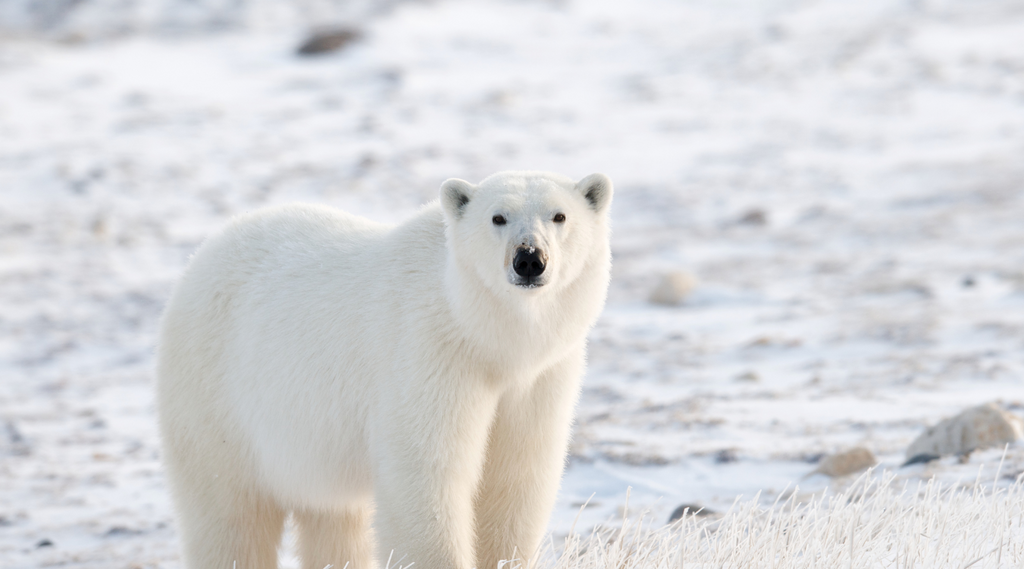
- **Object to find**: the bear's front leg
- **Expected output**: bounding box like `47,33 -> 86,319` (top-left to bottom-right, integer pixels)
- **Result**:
372,369 -> 500,569
473,351 -> 585,569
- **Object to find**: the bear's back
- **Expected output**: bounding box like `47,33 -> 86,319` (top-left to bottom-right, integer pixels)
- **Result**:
167,203 -> 451,360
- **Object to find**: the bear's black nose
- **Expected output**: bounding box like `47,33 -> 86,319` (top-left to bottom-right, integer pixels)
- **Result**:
513,248 -> 546,278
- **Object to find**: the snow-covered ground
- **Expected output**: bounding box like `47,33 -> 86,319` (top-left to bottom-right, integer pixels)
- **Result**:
2,0 -> 1024,566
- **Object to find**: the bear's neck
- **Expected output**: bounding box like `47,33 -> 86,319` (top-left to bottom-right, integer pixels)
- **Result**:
442,249 -> 608,383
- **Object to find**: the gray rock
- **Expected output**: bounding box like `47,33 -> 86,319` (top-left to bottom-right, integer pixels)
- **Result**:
3,421 -> 30,456
906,403 -> 1023,459
901,453 -> 940,468
668,503 -> 715,523
297,28 -> 362,56
737,208 -> 768,226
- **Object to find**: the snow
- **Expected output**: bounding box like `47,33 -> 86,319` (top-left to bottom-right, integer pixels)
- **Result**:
2,0 -> 1024,566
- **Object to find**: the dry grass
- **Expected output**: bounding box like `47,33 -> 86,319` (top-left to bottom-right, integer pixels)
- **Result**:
528,470 -> 1024,569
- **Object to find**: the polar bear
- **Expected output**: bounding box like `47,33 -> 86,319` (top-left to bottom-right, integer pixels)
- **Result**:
157,171 -> 613,569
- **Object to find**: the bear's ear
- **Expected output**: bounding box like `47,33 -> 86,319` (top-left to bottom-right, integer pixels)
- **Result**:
440,178 -> 477,221
576,173 -> 613,213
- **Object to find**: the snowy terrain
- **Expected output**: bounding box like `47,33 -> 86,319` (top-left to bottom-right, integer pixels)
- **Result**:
2,0 -> 1024,566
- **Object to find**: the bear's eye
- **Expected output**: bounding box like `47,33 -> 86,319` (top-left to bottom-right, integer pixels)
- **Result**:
492,215 -> 506,226
553,213 -> 566,223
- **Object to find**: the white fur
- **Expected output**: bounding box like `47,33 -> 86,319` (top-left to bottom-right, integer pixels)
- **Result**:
157,171 -> 613,569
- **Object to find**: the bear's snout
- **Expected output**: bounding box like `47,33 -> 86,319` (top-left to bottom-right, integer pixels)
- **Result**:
513,247 -> 547,280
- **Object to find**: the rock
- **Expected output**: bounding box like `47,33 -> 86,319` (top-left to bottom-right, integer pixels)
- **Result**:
906,403 -> 1023,459
569,500 -> 601,510
737,208 -> 767,226
734,371 -> 759,383
105,526 -> 144,537
808,446 -> 877,478
296,27 -> 362,56
714,448 -> 739,463
3,421 -> 30,456
800,452 -> 826,464
648,271 -> 696,306
668,503 -> 715,523
901,453 -> 940,468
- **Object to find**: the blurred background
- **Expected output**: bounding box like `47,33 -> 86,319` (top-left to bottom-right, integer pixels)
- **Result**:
2,0 -> 1024,566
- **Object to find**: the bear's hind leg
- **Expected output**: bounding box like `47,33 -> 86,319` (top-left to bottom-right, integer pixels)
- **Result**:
172,474 -> 286,569
296,504 -> 376,569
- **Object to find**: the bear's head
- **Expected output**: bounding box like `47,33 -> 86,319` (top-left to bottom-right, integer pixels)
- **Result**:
440,171 -> 612,295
